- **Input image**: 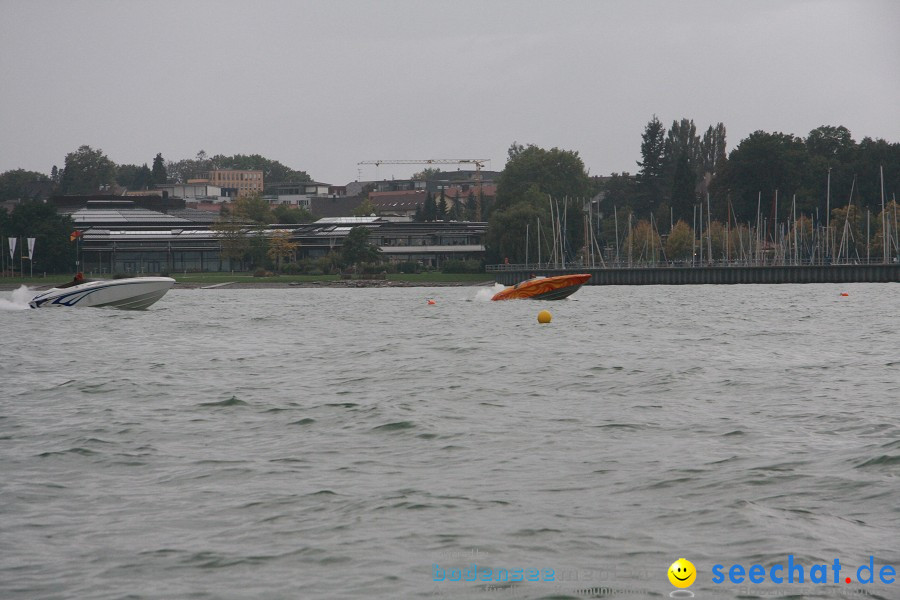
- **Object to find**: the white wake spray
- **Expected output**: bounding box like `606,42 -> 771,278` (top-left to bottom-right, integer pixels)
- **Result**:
0,285 -> 36,310
474,283 -> 506,302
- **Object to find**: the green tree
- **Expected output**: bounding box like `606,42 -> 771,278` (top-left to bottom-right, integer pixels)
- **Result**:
787,214 -> 816,262
212,193 -> 273,270
211,217 -> 250,271
465,191 -> 477,221
494,143 -> 592,213
699,123 -> 727,177
412,167 -> 442,181
484,186 -> 550,264
670,154 -> 697,224
341,226 -> 381,268
227,193 -> 273,224
599,173 -> 640,213
353,197 -> 376,217
637,115 -> 666,214
448,196 -> 462,221
116,163 -> 153,190
699,123 -> 727,203
59,145 -> 117,194
830,204 -> 866,262
624,219 -> 662,263
422,191 -> 437,222
726,224 -> 753,261
0,169 -> 51,202
272,204 -> 313,224
872,200 -> 899,261
714,131 -> 809,222
665,220 -> 694,261
1,201 -> 75,273
493,143 -> 591,261
210,153 -> 311,183
248,229 -> 270,269
706,220 -> 726,260
849,136 -> 900,214
437,191 -> 448,221
806,125 -> 855,161
166,150 -> 212,183
152,153 -> 167,184
267,230 -> 299,271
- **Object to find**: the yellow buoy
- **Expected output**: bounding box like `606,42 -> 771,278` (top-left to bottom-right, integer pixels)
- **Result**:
537,309 -> 552,324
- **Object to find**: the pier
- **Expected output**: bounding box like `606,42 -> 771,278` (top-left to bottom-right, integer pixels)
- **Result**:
487,264 -> 900,286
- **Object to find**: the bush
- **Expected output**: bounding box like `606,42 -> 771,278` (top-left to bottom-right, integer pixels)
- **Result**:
315,255 -> 338,274
253,268 -> 269,277
360,262 -> 382,275
398,261 -> 419,274
441,259 -> 483,274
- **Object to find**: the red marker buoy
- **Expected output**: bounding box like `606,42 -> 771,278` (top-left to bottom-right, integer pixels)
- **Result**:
427,299 -> 436,305
840,292 -> 849,297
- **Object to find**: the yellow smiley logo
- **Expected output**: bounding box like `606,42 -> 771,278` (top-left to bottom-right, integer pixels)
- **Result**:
668,558 -> 696,588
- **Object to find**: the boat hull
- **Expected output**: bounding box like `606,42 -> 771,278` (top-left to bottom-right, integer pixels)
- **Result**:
491,274 -> 591,301
29,277 -> 176,309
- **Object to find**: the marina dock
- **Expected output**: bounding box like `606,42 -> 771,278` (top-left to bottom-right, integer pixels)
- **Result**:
489,264 -> 900,286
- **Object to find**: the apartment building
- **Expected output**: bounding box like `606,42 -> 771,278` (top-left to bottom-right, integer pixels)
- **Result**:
191,170 -> 263,198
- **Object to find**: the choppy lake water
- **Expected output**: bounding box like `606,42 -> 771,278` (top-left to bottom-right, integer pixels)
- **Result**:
2,283 -> 898,599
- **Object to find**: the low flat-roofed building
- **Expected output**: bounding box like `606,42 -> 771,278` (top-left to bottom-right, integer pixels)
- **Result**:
196,169 -> 263,198
70,204 -> 486,273
263,181 -> 332,210
156,183 -> 223,202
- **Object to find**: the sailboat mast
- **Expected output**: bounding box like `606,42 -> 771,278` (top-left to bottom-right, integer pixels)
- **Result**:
826,167 -> 831,259
614,207 -> 619,265
707,192 -> 713,263
525,223 -> 529,268
792,194 -> 798,265
881,165 -> 887,263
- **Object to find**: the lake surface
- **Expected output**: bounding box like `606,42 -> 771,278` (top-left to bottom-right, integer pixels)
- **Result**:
2,283 -> 898,599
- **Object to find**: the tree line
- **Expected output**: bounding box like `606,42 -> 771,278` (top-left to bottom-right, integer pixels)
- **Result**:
485,120 -> 900,264
0,146 -> 312,201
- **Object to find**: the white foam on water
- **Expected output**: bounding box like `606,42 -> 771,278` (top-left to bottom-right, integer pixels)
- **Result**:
474,283 -> 506,302
0,285 -> 36,311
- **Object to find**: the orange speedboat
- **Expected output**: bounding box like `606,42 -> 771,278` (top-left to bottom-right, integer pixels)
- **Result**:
491,274 -> 591,301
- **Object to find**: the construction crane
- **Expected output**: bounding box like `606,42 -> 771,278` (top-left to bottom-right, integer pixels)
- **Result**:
357,159 -> 491,220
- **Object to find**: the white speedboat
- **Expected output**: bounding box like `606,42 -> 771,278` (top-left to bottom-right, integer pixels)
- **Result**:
29,277 -> 176,309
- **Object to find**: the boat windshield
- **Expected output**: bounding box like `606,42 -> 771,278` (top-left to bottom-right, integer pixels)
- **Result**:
513,275 -> 545,289
55,274 -> 89,289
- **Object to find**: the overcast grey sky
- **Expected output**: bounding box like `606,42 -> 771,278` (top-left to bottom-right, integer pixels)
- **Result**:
1,0 -> 898,185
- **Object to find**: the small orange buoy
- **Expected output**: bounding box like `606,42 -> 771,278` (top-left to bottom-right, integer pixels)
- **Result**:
840,292 -> 849,297
427,299 -> 436,305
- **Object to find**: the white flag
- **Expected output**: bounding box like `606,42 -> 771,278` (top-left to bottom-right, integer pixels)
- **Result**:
27,237 -> 36,260
7,237 -> 15,261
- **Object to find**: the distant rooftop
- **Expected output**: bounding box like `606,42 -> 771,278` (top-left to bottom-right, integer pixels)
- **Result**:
68,207 -> 193,226
313,216 -> 383,225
